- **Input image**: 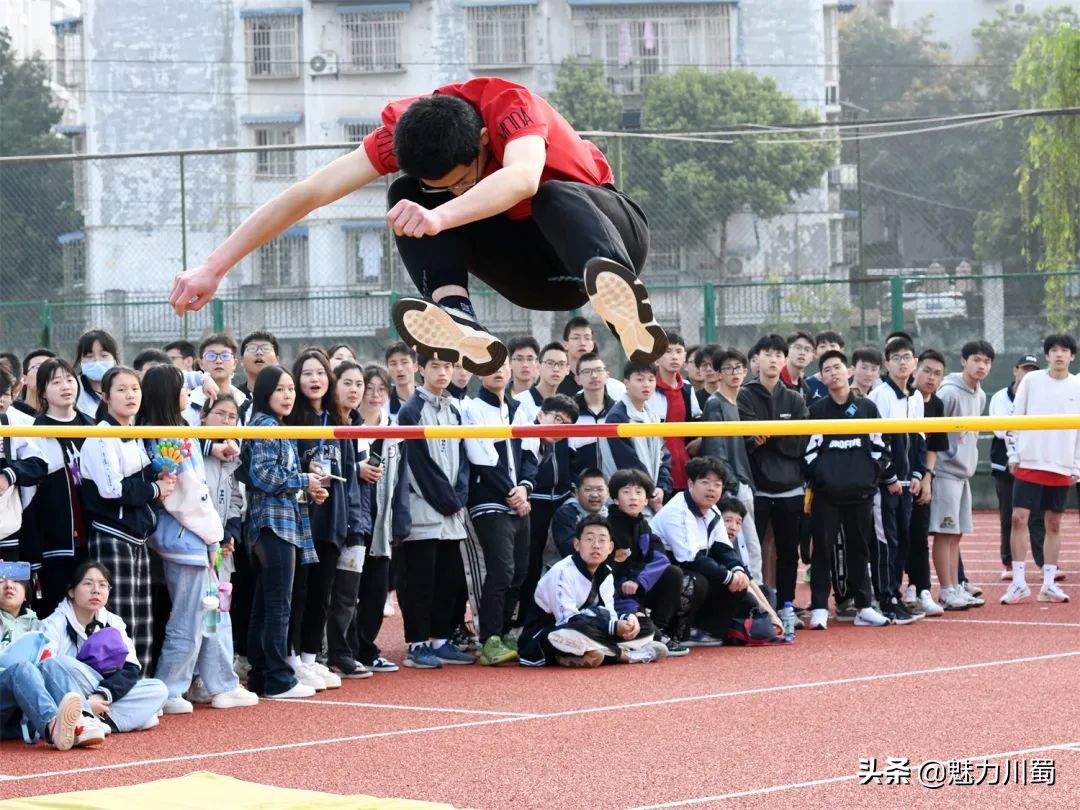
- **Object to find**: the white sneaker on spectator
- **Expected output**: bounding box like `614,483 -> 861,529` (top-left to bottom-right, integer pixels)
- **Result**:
1000,581 -> 1032,604
294,663 -> 327,691
185,676 -> 213,705
264,682 -> 316,700
941,586 -> 971,610
311,662 -> 342,689
619,640 -> 669,664
383,596 -> 396,617
139,714 -> 160,730
163,696 -> 194,715
917,590 -> 944,617
211,686 -> 259,709
854,606 -> 889,626
1000,568 -> 1011,581
957,587 -> 984,607
1038,582 -> 1069,603
809,609 -> 828,630
902,585 -> 917,608
962,581 -> 983,598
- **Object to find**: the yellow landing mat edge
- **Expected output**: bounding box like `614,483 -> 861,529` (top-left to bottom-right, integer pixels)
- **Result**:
0,771 -> 463,810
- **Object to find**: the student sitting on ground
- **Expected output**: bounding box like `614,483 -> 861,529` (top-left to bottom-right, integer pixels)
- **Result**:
1,568 -> 106,749
518,515 -> 667,668
39,561 -> 168,732
606,469 -> 692,657
651,456 -> 755,643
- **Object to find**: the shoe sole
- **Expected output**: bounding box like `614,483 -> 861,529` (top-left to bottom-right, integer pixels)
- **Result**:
163,702 -> 194,715
368,665 -> 399,673
853,619 -> 889,627
211,696 -> 260,709
1000,591 -> 1031,605
392,298 -> 508,376
52,693 -> 82,751
264,690 -> 315,700
434,655 -> 476,665
583,258 -> 668,365
556,650 -> 605,668
403,658 -> 442,669
665,647 -> 691,657
331,667 -> 374,679
1038,591 -> 1069,603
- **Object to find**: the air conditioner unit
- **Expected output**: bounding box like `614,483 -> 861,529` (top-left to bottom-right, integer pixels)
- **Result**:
824,82 -> 839,106
309,52 -> 339,78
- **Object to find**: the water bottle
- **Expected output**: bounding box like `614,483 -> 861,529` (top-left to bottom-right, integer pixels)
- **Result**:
201,593 -> 220,637
781,601 -> 796,643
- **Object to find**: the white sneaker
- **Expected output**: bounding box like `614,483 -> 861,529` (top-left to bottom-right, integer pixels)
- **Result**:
184,676 -> 213,705
957,587 -> 985,608
962,581 -> 983,598
383,596 -> 395,618
809,608 -> 829,630
619,640 -> 669,664
311,662 -> 342,689
902,585 -> 917,607
548,628 -> 612,657
917,589 -> 944,617
139,714 -> 160,730
1000,568 -> 1011,581
1038,582 -> 1070,603
162,696 -> 194,715
264,682 -> 316,700
210,685 -> 259,709
854,606 -> 890,626
294,663 -> 327,691
1000,581 -> 1032,605
941,585 -> 971,611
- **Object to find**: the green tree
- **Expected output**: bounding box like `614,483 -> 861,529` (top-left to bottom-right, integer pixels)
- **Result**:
548,57 -> 624,131
0,28 -> 81,308
1014,22 -> 1080,332
635,69 -> 835,272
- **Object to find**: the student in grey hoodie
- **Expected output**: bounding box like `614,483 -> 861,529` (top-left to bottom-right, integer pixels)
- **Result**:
930,340 -> 993,611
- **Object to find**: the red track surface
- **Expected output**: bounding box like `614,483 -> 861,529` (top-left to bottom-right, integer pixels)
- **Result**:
3,511 -> 1079,808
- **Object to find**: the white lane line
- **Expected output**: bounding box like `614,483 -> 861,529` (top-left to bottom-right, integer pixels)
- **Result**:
0,715 -> 530,783
938,618 -> 1080,628
7,651 -> 1078,784
267,697 -> 539,718
626,740 -> 1080,808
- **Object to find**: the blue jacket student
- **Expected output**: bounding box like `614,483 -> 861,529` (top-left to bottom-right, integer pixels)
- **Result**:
605,507 -> 674,615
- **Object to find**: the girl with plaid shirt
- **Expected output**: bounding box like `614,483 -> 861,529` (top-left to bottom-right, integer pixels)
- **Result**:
241,366 -> 329,699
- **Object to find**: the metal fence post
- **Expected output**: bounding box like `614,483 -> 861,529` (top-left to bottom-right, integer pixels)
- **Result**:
703,284 -> 716,343
180,153 -> 189,340
211,298 -> 225,333
890,275 -> 905,334
40,301 -> 53,349
388,292 -> 400,339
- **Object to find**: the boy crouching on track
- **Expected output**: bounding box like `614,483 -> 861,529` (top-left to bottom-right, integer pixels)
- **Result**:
518,515 -> 668,668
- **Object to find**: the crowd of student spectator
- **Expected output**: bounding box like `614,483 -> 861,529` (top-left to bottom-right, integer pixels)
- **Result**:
2,317 -> 1078,748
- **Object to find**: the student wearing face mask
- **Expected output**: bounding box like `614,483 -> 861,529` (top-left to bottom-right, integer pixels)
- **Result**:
74,330 -> 121,421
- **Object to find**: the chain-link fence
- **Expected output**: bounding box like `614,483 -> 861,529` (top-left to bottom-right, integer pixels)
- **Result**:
1,116 -> 1076,389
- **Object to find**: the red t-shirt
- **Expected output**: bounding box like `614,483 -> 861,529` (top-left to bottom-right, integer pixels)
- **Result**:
362,77 -> 614,220
656,375 -> 690,490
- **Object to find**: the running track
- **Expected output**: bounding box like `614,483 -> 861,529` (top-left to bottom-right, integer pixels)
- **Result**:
2,511 -> 1078,808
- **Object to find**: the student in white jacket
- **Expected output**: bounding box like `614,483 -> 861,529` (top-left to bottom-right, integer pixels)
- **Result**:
40,561 -> 167,732
1001,334 -> 1080,605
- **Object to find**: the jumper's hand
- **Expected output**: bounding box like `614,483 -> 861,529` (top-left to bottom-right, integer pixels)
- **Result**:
387,200 -> 444,239
170,264 -> 223,315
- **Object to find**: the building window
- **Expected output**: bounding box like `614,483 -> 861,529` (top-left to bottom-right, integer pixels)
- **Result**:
342,121 -> 378,143
842,215 -> 860,266
345,226 -> 392,289
340,10 -> 405,73
466,5 -> 531,68
59,232 -> 86,289
253,126 -> 297,178
244,13 -> 302,79
256,229 -> 308,288
54,18 -> 84,95
571,4 -> 733,97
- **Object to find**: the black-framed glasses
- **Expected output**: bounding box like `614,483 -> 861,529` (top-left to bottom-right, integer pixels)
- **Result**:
420,156 -> 480,194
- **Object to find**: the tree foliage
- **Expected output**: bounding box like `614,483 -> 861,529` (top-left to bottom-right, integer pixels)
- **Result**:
548,57 -> 624,131
0,28 -> 81,303
635,69 -> 835,266
1014,22 -> 1080,331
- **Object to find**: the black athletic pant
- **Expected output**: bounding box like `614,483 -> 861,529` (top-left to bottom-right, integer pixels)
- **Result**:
351,551 -> 390,666
995,472 -> 1046,567
679,557 -> 754,637
231,523 -> 256,657
517,497 -> 565,626
754,494 -> 804,607
633,564 -> 685,634
907,500 -> 933,594
398,539 -> 465,645
388,177 -> 649,310
473,512 -> 530,642
811,499 -> 873,610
